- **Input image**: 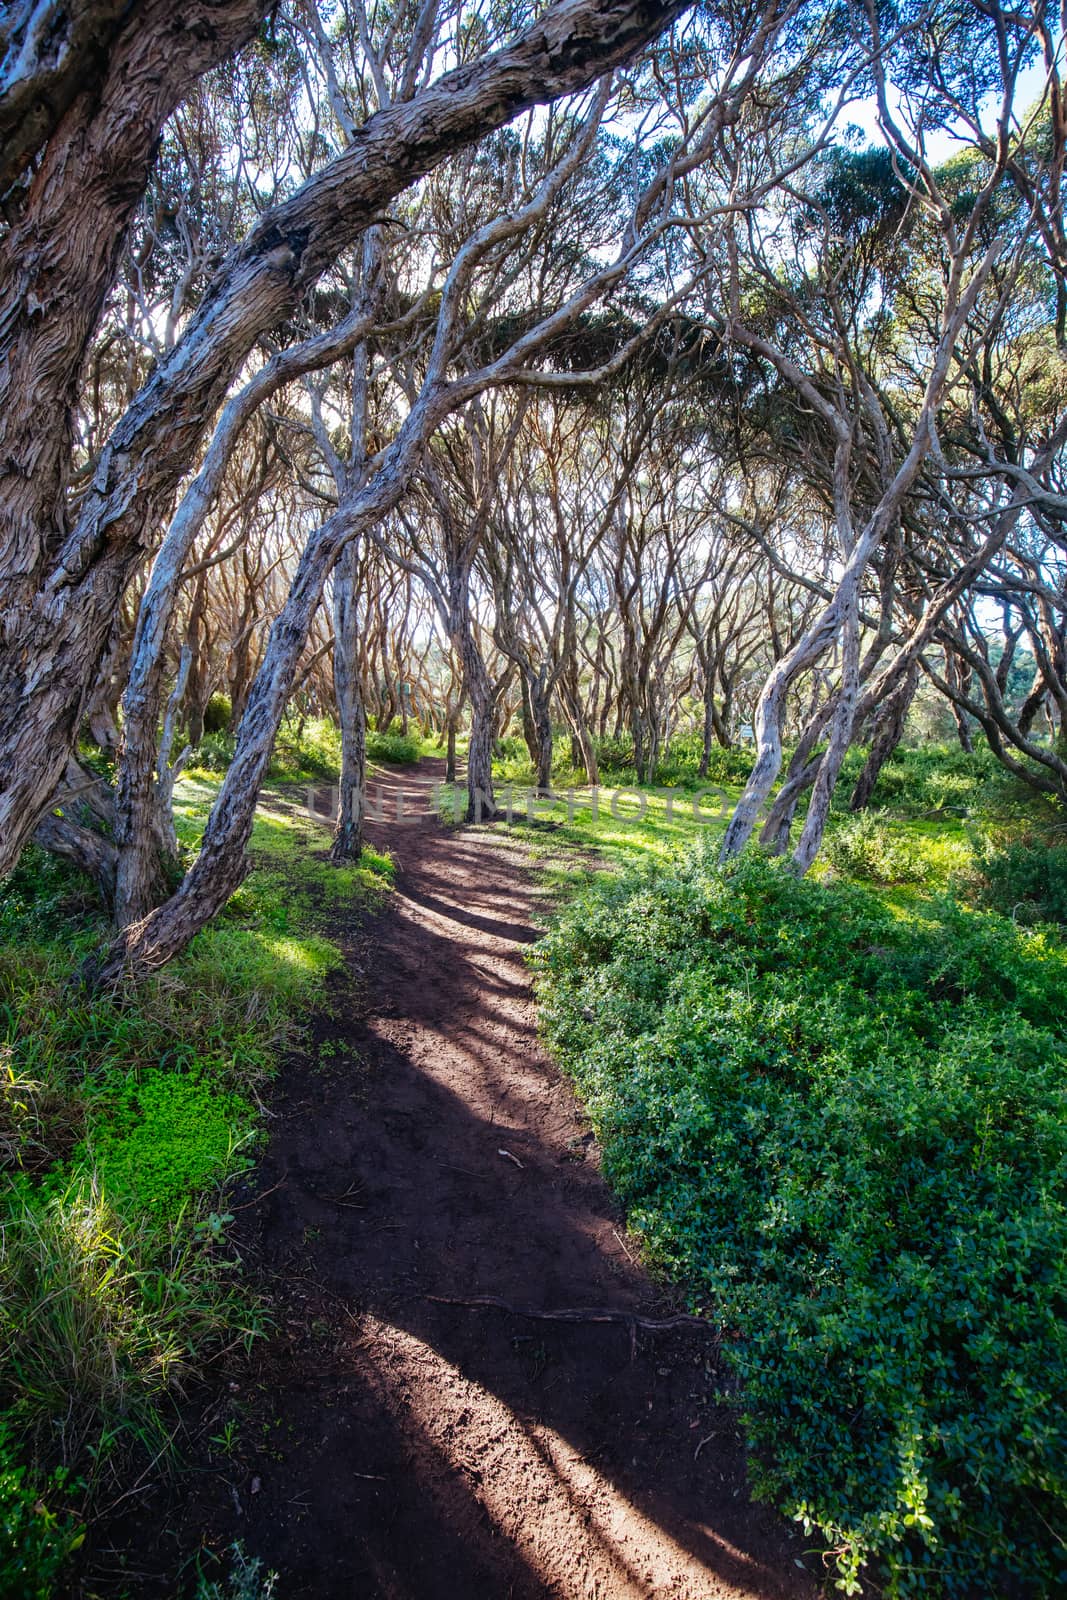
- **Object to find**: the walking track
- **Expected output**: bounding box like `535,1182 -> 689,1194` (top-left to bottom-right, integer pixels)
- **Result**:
95,758 -> 816,1599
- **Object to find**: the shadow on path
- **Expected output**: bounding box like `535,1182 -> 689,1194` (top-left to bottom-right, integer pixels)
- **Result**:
92,759 -> 817,1600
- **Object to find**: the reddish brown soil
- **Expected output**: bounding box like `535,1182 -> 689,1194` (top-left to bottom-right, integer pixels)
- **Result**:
89,760 -> 818,1599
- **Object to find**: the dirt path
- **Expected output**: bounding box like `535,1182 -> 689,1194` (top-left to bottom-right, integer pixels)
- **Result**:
98,759 -> 817,1599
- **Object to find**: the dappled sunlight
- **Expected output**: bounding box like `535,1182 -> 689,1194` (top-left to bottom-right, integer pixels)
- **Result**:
355,1313 -> 786,1600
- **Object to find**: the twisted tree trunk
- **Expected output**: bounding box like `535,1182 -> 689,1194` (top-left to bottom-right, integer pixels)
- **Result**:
0,0 -> 691,878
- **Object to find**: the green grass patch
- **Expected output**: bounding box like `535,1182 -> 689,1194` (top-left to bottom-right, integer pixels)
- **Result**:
442,776 -> 738,870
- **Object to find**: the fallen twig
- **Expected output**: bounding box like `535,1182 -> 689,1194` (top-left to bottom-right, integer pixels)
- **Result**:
612,1227 -> 639,1266
229,1172 -> 289,1212
436,1160 -> 487,1179
321,1181 -> 367,1208
498,1148 -> 524,1170
422,1292 -> 714,1337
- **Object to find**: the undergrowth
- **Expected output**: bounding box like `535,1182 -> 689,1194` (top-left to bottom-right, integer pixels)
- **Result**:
188,717 -> 427,782
0,777 -> 391,1593
534,842 -> 1067,1596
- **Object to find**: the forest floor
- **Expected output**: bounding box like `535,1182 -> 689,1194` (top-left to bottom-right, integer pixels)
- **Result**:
93,757 -> 816,1600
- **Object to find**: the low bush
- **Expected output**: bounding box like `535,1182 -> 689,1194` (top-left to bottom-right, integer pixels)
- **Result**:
195,1541 -> 278,1600
821,810 -> 964,887
534,844 -> 1067,1596
365,728 -> 422,764
267,717 -> 341,780
593,734 -> 636,775
188,732 -> 235,775
202,694 -> 233,735
961,835 -> 1067,927
0,1422 -> 78,1600
650,732 -> 755,789
838,744 -> 1003,818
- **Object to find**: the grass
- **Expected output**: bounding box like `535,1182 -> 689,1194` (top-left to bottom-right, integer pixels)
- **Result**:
0,772 -> 392,1593
481,740 -> 986,898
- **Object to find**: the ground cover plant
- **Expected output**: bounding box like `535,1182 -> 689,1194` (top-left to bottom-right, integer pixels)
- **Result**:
0,775 -> 391,1594
533,831 -> 1067,1595
960,834 -> 1067,928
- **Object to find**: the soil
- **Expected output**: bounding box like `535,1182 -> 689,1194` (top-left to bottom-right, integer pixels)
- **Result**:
88,759 -> 818,1600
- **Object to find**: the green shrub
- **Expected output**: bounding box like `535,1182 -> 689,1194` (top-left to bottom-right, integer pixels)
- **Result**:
0,1423 -> 78,1600
962,836 -> 1067,927
534,845 -> 1067,1595
195,1541 -> 278,1600
202,694 -> 232,735
267,717 -> 341,780
651,732 -> 755,788
585,732 -> 755,789
365,728 -> 421,764
0,847 -> 99,946
495,733 -> 528,762
823,811 -> 937,885
594,735 -> 636,775
189,732 -> 235,774
838,744 -> 1003,818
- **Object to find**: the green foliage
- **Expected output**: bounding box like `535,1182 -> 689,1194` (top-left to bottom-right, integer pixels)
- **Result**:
0,774 -> 391,1584
813,145 -> 912,239
0,1178 -> 262,1463
188,732 -> 235,775
0,845 -> 99,946
0,1423 -> 79,1600
961,835 -> 1067,927
534,844 -> 1067,1595
195,1541 -> 278,1600
838,743 -> 1003,818
194,715 -> 426,780
822,810 -> 967,887
80,1071 -> 253,1220
654,734 -> 755,788
268,716 -> 341,780
365,728 -> 422,764
202,694 -> 233,735
592,734 -> 637,776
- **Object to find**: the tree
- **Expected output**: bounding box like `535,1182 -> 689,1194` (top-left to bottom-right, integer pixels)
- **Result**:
0,0 -> 697,881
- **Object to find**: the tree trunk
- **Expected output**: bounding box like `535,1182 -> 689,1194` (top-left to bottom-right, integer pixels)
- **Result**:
33,757 -> 120,909
633,705 -> 653,784
528,671 -> 554,790
520,675 -> 539,768
114,647 -> 191,926
849,660 -> 918,812
448,570 -> 497,821
566,703 -> 599,785
330,543 -> 367,863
791,596 -> 860,873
